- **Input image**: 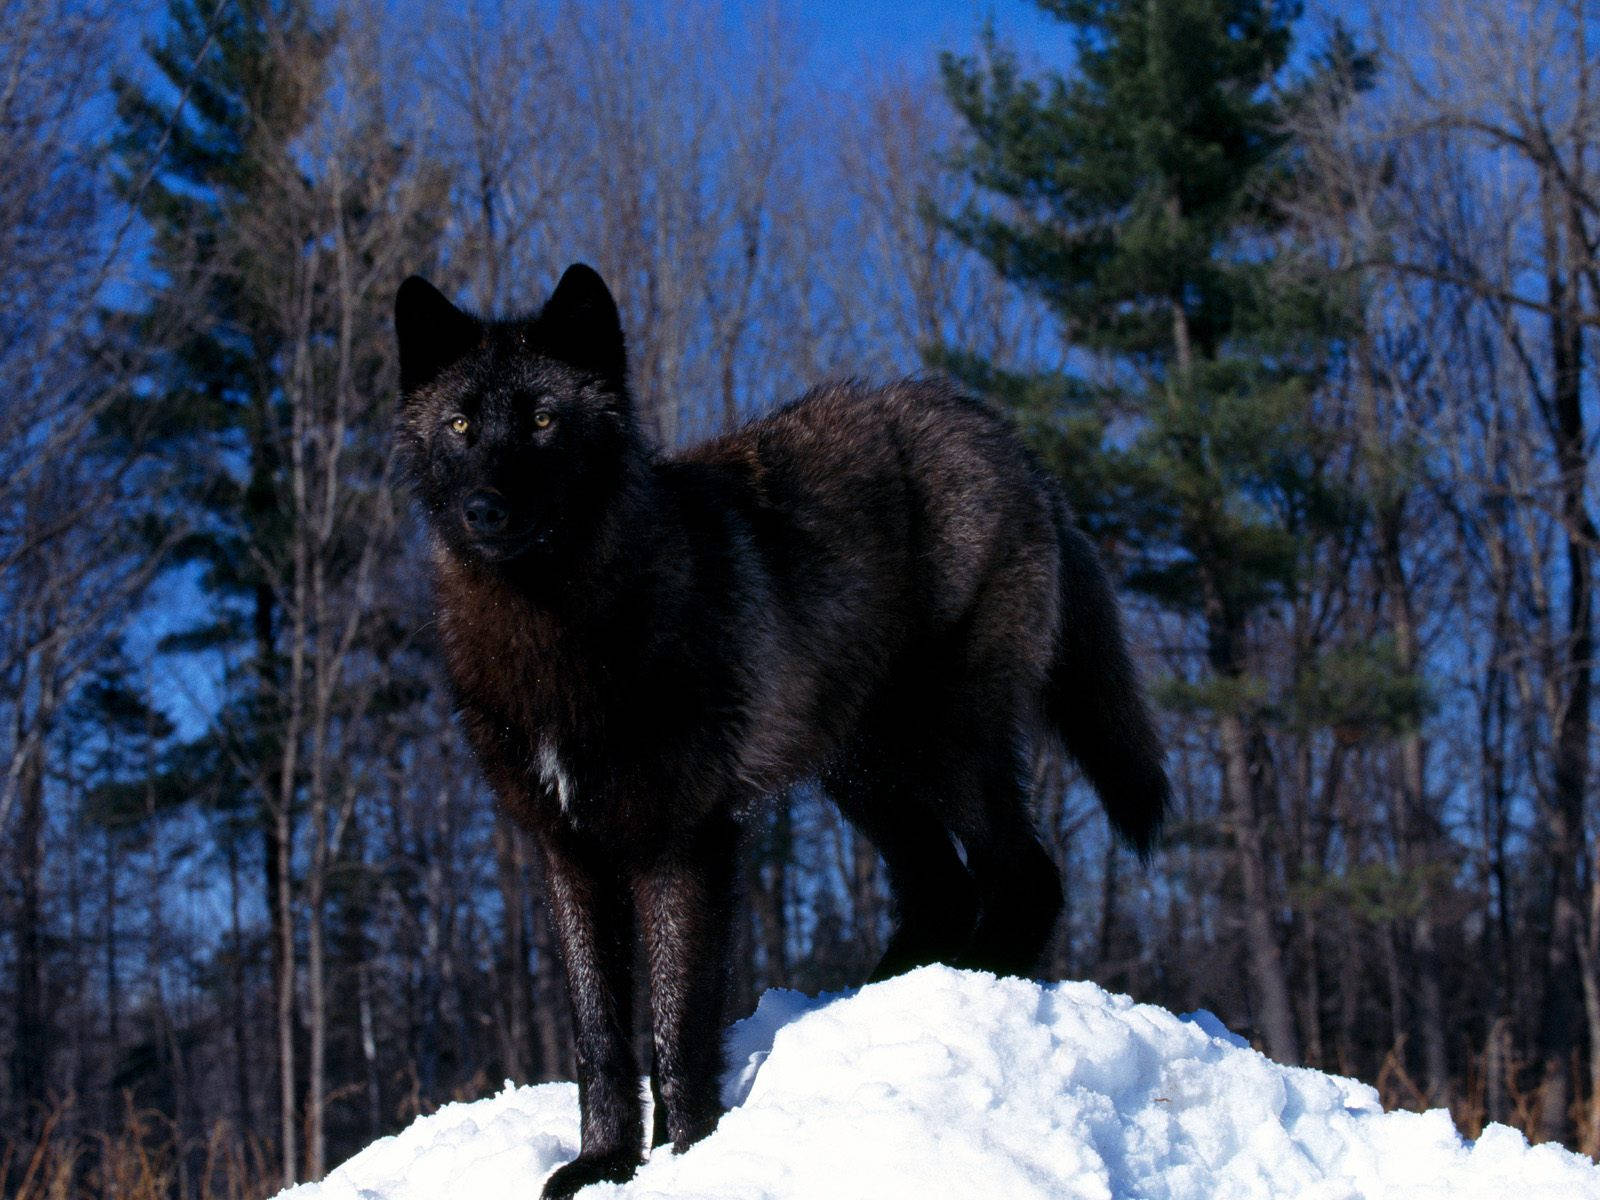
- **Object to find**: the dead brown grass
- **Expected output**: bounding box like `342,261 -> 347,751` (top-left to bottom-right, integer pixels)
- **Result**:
1,1096 -> 277,1200
1375,1038 -> 1598,1161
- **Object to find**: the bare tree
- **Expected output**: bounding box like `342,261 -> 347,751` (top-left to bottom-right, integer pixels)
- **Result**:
1369,0 -> 1600,1142
0,0 -> 183,1141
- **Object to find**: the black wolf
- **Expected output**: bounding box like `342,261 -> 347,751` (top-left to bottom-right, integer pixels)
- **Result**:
393,264 -> 1168,1197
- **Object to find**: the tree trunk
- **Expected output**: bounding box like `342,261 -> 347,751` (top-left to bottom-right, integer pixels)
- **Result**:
751,798 -> 792,991
254,571 -> 300,1185
1298,911 -> 1325,1070
1096,835 -> 1120,980
1379,502 -> 1451,1103
1207,588 -> 1298,1063
104,834 -> 121,1062
1577,896 -> 1600,1156
1535,157 -> 1591,1146
359,962 -> 383,1140
850,825 -> 883,975
1173,253 -> 1297,1064
9,698 -> 48,1141
1479,521 -> 1516,1128
306,867 -> 327,1180
145,780 -> 192,1199
226,826 -> 254,1133
1218,705 -> 1300,1065
274,794 -> 297,1184
493,811 -> 537,1081
1485,1015 -> 1512,1129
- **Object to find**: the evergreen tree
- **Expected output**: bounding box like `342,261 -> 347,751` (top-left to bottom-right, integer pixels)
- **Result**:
114,0 -> 452,1178
111,0 -> 334,680
940,0 -> 1368,1063
111,0 -> 335,1179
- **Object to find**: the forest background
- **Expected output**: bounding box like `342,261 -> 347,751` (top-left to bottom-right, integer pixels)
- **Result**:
4,0 -> 1598,1194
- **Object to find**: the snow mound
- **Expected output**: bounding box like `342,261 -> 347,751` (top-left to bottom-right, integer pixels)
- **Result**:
279,965 -> 1600,1199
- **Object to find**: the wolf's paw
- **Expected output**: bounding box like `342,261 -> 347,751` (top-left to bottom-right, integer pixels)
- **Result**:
540,1149 -> 643,1198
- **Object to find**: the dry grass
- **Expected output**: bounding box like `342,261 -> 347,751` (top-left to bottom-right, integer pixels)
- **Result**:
1,1097 -> 277,1200
1375,1038 -> 1598,1160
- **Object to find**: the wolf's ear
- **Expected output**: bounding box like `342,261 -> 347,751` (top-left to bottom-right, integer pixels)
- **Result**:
395,276 -> 481,394
535,263 -> 625,389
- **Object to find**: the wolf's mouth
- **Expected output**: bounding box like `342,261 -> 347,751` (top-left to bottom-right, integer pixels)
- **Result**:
467,526 -> 546,562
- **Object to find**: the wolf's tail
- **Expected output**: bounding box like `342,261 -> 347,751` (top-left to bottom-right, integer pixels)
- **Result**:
1045,510 -> 1170,858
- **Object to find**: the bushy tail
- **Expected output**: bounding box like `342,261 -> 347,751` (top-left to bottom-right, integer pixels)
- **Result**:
1047,514 -> 1170,858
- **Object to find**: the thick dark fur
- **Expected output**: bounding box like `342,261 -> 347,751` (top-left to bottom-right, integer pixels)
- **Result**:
394,264 -> 1169,1197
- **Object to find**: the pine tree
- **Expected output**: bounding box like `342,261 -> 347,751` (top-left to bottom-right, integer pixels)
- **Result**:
114,0 -> 453,1177
940,0 -> 1366,1064
111,0 -> 335,1180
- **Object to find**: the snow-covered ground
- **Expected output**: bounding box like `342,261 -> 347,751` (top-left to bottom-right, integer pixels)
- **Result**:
278,965 -> 1600,1199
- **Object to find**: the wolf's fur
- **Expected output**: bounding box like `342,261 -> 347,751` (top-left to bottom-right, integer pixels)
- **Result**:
394,264 -> 1169,1198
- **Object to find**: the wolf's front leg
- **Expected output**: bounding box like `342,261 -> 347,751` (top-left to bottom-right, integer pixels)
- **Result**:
635,811 -> 740,1150
538,831 -> 644,1199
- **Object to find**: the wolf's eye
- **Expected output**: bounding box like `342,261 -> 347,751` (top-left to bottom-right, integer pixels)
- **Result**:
448,415 -> 469,435
532,410 -> 554,431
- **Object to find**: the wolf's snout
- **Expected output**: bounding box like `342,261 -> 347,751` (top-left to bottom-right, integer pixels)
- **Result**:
463,490 -> 510,535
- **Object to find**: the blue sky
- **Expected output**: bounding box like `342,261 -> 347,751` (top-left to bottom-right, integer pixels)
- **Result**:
796,0 -> 1081,70
729,0 -> 1360,75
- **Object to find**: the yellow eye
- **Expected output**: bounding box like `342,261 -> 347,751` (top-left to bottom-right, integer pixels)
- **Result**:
533,410 -> 554,430
449,415 -> 469,435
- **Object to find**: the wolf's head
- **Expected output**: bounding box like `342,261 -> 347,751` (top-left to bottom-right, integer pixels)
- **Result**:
394,264 -> 643,570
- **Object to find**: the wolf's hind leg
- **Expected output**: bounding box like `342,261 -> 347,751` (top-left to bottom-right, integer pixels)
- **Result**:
953,751 -> 1063,977
824,762 -> 979,981
919,689 -> 1063,978
960,824 -> 1062,976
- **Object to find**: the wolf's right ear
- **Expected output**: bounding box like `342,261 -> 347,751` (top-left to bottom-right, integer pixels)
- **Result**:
395,276 -> 481,394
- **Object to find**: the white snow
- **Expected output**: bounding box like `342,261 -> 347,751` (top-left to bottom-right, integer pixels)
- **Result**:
278,965 -> 1600,1199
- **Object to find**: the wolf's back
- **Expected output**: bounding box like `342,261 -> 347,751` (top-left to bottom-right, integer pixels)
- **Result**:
695,378 -> 1170,852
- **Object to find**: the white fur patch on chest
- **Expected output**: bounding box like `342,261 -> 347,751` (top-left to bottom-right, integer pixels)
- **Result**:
538,738 -> 575,813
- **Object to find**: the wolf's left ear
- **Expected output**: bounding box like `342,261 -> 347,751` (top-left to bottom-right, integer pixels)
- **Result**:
535,263 -> 625,390
395,276 -> 481,394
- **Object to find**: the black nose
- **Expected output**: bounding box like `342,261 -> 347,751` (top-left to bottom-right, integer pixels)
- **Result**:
463,490 -> 510,535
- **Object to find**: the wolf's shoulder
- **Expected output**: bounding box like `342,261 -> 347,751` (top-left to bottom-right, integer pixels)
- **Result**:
760,376 -> 1000,436
674,377 -> 1007,470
